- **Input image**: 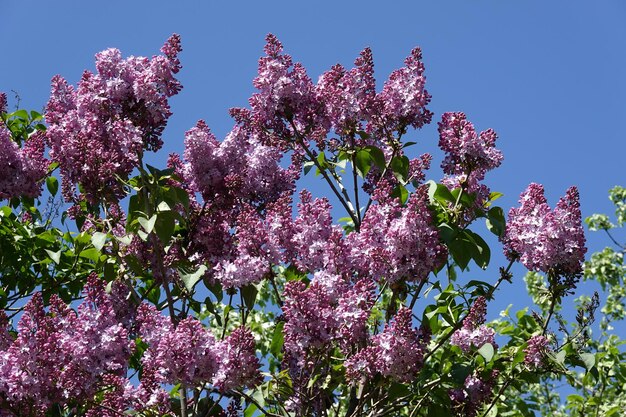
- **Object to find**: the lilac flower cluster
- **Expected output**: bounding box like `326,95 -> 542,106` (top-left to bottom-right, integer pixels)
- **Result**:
45,34 -> 182,205
0,277 -> 132,414
347,190 -> 447,283
282,274 -> 375,361
136,304 -> 261,392
0,124 -> 48,200
503,184 -> 587,276
450,297 -> 497,353
449,371 -> 498,417
345,308 -> 427,383
524,335 -> 551,368
183,121 -> 296,207
438,112 -> 502,179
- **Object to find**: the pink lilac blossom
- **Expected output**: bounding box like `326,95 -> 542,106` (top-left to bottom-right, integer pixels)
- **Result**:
288,190 -> 348,273
250,34 -> 327,145
0,277 -> 133,414
45,34 -> 182,205
524,335 -> 551,368
438,112 -> 502,180
503,183 -> 587,276
348,189 -> 446,283
0,126 -> 48,200
0,92 -> 6,113
450,297 -> 497,353
137,304 -> 219,386
212,327 -> 262,392
449,371 -> 498,417
345,308 -> 426,383
315,47 -> 378,135
374,47 -> 433,134
183,121 -> 296,206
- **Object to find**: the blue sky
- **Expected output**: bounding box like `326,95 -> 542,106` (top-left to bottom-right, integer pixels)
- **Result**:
1,2 -> 625,317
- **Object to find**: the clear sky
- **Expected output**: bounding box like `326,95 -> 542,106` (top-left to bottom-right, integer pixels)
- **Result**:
1,2 -> 625,316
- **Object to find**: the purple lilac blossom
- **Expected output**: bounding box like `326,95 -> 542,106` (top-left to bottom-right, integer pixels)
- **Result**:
450,297 -> 497,353
0,277 -> 133,414
0,126 -> 48,200
45,34 -> 182,205
438,112 -> 502,180
524,335 -> 551,368
373,47 -> 432,134
345,307 -> 426,383
503,183 -> 587,275
348,189 -> 446,283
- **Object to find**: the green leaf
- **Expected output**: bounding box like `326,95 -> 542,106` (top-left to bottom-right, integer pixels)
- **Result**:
138,214 -> 157,234
390,155 -> 410,184
486,206 -> 506,237
391,184 -> 409,205
580,352 -> 596,370
270,321 -> 285,358
79,248 -> 101,262
354,149 -> 373,177
241,284 -> 258,310
465,230 -> 491,269
365,145 -> 386,168
91,232 -> 108,252
179,265 -> 207,292
427,180 -> 456,205
45,249 -> 61,264
46,176 -> 59,197
477,343 -> 495,362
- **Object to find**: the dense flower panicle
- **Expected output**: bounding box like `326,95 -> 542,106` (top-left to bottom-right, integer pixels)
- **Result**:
524,335 -> 551,368
45,34 -> 182,205
375,47 -> 432,133
282,280 -> 338,358
212,327 -> 262,392
348,190 -> 446,283
503,184 -> 587,275
184,121 -> 295,206
282,273 -> 375,360
438,112 -> 503,179
287,190 -> 347,272
55,277 -> 132,400
137,304 -> 219,386
0,92 -> 6,114
0,126 -> 48,200
250,34 -> 327,143
316,48 -> 378,135
450,297 -> 497,353
449,371 -> 498,417
0,277 -> 133,414
346,308 -> 426,383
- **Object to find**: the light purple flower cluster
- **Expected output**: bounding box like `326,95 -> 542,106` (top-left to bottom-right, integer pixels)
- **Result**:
249,34 -> 326,143
136,304 -> 261,391
503,183 -> 587,276
524,335 -> 551,368
316,47 -> 377,135
183,121 -> 296,207
450,297 -> 497,353
438,112 -> 502,179
0,92 -> 6,114
346,307 -> 427,383
0,276 -> 132,414
348,190 -> 447,283
45,34 -> 182,205
449,371 -> 498,417
375,47 -> 433,133
282,274 -> 375,361
0,125 -> 48,200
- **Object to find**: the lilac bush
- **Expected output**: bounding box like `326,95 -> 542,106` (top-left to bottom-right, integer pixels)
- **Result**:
0,33 -> 597,417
